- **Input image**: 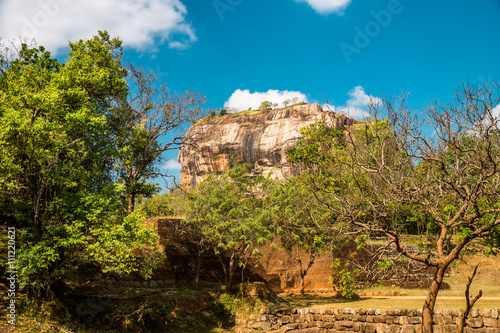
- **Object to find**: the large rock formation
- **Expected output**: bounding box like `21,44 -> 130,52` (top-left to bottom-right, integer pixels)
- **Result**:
178,103 -> 358,186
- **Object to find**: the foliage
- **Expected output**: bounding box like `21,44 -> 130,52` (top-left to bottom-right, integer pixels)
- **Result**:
140,188 -> 188,218
218,293 -> 247,315
184,163 -> 272,293
259,101 -> 273,111
329,259 -> 359,299
140,193 -> 176,218
265,175 -> 349,294
266,178 -> 332,253
288,121 -> 346,167
0,32 -> 164,299
377,260 -> 393,271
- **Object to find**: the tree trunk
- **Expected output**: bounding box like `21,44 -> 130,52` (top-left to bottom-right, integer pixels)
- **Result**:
226,254 -> 235,294
300,271 -> 306,295
33,187 -> 44,240
458,265 -> 482,333
217,254 -> 229,289
127,193 -> 135,213
422,265 -> 447,332
297,252 -> 315,296
195,253 -> 202,287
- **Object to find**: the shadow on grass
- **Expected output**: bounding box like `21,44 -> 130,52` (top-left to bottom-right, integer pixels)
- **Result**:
68,283 -> 234,333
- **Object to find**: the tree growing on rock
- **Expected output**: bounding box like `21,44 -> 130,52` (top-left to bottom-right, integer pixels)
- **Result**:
259,101 -> 273,111
290,82 -> 500,332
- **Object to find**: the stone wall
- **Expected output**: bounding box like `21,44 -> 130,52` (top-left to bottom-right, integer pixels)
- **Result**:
234,307 -> 500,332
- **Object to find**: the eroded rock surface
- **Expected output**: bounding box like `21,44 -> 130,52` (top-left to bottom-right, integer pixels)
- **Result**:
178,103 -> 358,186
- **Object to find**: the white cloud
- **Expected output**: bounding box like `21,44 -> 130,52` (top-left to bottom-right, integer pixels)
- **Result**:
493,105 -> 500,119
295,0 -> 351,14
0,0 -> 196,54
481,104 -> 500,130
322,103 -> 336,112
224,89 -> 308,111
339,86 -> 382,120
164,159 -> 182,171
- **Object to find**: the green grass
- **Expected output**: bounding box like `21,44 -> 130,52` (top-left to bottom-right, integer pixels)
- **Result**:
360,252 -> 500,299
227,109 -> 263,117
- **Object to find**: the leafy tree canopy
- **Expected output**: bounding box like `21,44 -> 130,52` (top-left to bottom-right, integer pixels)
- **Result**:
184,163 -> 272,293
0,32 -> 167,299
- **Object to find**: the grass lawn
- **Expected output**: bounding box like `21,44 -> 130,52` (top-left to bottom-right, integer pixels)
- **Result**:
273,251 -> 500,311
278,294 -> 500,311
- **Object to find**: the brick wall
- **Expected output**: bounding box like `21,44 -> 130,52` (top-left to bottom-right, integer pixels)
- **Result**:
235,307 -> 500,332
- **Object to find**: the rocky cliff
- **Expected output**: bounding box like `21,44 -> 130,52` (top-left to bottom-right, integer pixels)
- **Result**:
178,103 -> 358,186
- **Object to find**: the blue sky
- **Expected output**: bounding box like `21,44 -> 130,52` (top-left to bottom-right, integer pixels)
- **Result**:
2,0 -> 500,185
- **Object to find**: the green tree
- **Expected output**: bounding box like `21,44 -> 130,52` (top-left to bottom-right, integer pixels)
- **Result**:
185,163 -> 271,293
180,186 -> 214,287
259,101 -> 272,111
141,187 -> 188,218
0,32 -> 163,299
266,177 -> 346,295
290,83 -> 500,332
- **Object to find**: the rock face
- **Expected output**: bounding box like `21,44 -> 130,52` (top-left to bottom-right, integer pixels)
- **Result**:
178,103 -> 358,186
